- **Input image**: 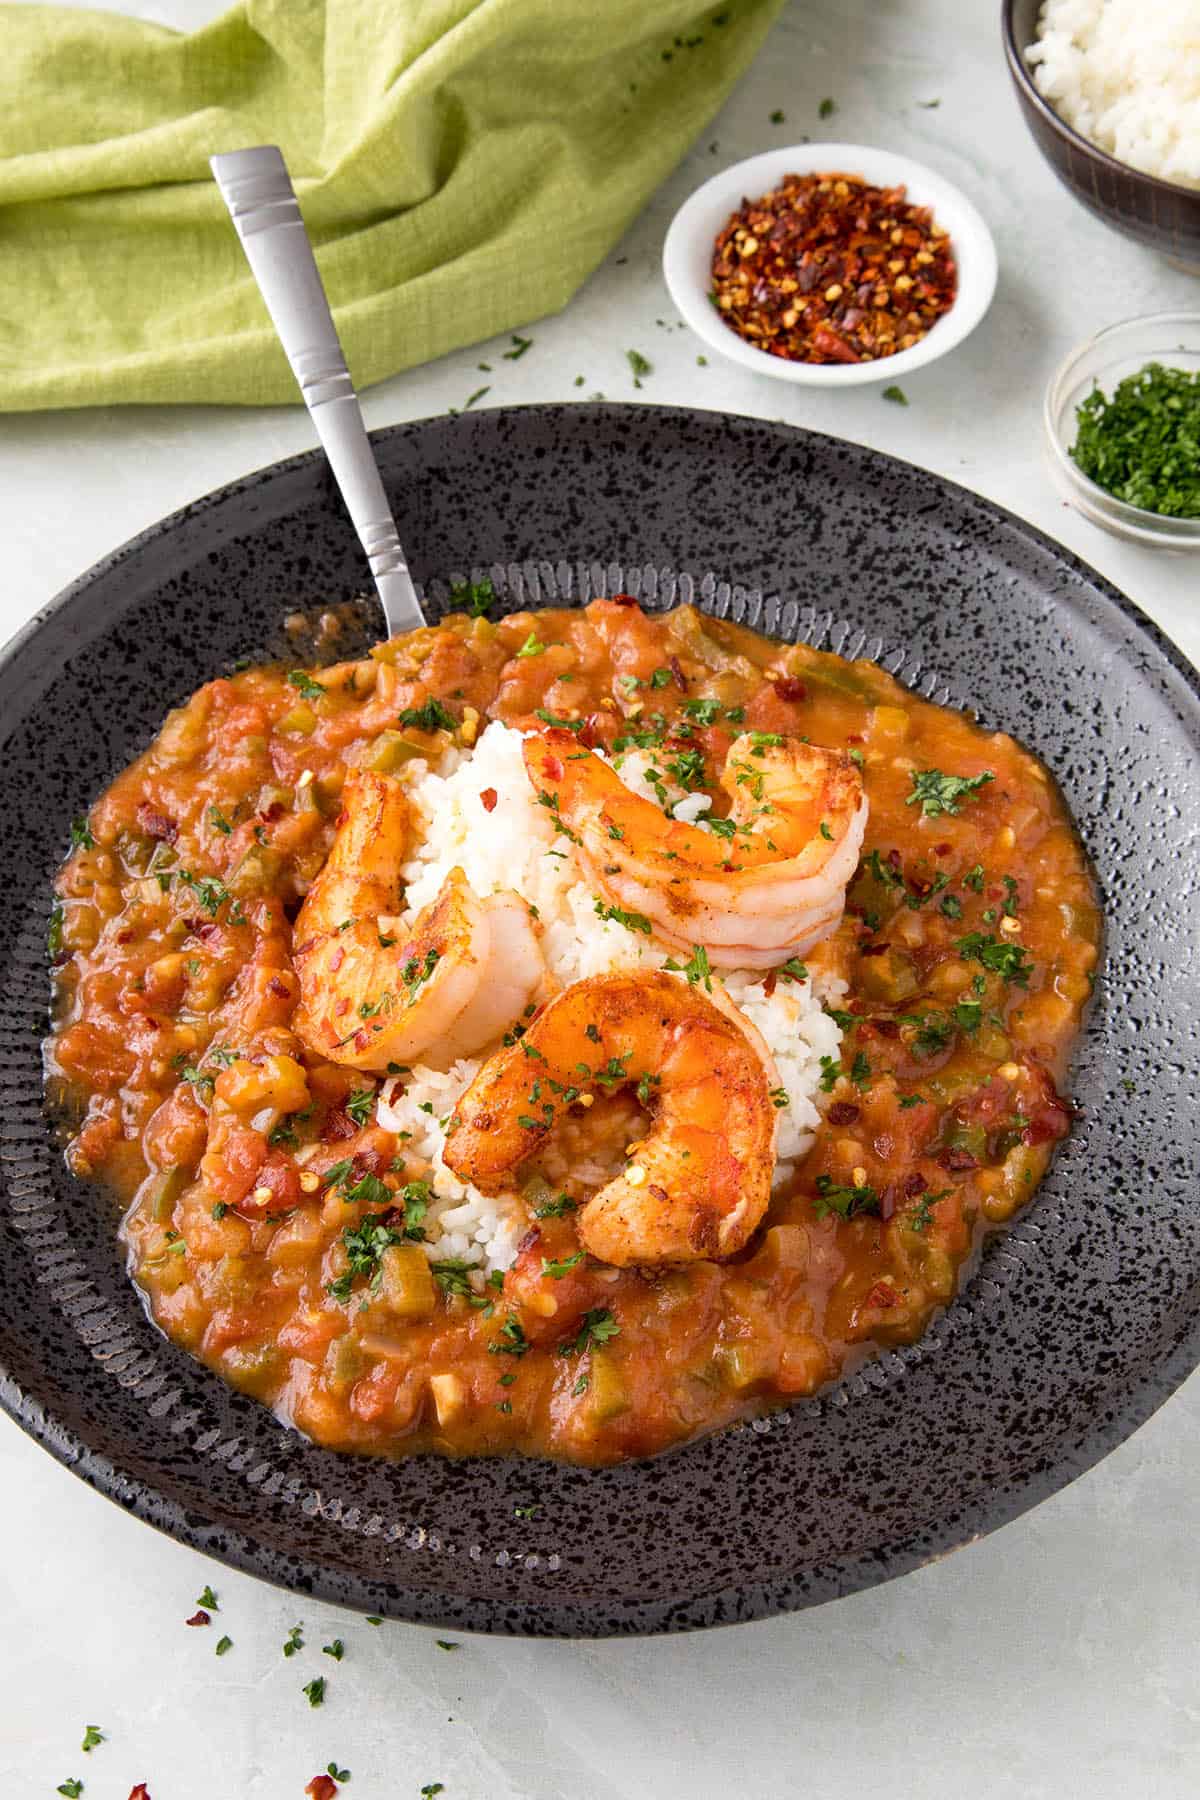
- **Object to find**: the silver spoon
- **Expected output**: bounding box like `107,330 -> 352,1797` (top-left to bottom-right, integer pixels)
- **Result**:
210,145 -> 426,638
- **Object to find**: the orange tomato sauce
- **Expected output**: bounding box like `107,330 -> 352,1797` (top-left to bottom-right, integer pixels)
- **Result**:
46,599 -> 1100,1465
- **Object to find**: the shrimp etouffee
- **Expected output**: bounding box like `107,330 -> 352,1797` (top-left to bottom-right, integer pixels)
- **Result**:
45,597 -> 1100,1467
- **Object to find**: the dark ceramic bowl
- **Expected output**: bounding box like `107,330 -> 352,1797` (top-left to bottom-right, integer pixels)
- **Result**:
2,405 -> 1199,1637
1004,0 -> 1200,270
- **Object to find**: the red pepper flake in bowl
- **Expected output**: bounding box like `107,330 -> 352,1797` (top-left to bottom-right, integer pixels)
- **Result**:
710,172 -> 957,366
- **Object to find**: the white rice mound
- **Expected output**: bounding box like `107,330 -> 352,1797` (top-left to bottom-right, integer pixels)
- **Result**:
1028,0 -> 1200,189
375,721 -> 847,1284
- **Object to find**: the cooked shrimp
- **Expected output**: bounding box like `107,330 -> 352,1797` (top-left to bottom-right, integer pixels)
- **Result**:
443,970 -> 780,1266
524,728 -> 867,969
292,770 -> 544,1072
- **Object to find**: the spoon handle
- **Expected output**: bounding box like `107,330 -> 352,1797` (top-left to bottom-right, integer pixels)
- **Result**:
210,145 -> 425,639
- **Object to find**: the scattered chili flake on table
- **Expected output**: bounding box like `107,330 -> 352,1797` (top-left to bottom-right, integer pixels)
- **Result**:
709,171 -> 956,366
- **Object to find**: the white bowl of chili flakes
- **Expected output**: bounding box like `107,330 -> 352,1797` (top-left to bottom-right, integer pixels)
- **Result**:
663,143 -> 998,387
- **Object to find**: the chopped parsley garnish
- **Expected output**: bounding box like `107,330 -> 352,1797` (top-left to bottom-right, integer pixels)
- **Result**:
542,1251 -> 585,1280
398,697 -> 457,733
848,1050 -> 872,1089
303,1677 -> 326,1707
515,632 -> 546,658
594,1052 -> 632,1091
957,931 -> 1034,985
215,1635 -> 233,1655
898,1093 -> 925,1109
533,1192 -> 577,1219
328,1764 -> 351,1783
503,333 -> 534,359
449,574 -> 496,617
326,1219 -> 403,1303
207,805 -> 232,835
818,1054 -> 841,1093
287,669 -> 326,701
906,768 -> 995,818
939,892 -> 963,919
824,1006 -> 857,1029
626,348 -> 652,384
345,1087 -> 374,1128
682,696 -> 721,724
69,818 -> 95,850
779,957 -> 809,982
664,943 -> 713,990
197,1585 -> 219,1611
593,899 -> 652,934
910,1012 -> 953,1056
322,1638 -> 345,1661
818,820 -> 833,841
770,1086 -> 789,1108
431,1258 -> 478,1298
47,900 -> 64,958
883,384 -> 908,405
812,1173 -> 880,1221
953,997 -> 983,1033
56,1783 -> 83,1797
665,746 -> 706,790
402,948 -> 441,994
435,1640 -> 460,1652
650,666 -> 673,689
963,863 -> 985,892
422,1784 -> 446,1797
283,1624 -> 304,1657
818,95 -> 836,117
489,1315 -> 531,1357
534,708 -> 584,732
81,1727 -> 104,1754
177,868 -> 246,923
558,1308 -> 620,1355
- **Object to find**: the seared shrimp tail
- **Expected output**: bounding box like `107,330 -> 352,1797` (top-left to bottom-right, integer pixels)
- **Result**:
443,970 -> 780,1266
524,728 -> 867,970
292,770 -> 544,1071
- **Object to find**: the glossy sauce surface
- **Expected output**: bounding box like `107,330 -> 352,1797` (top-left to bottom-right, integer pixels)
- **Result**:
46,600 -> 1100,1465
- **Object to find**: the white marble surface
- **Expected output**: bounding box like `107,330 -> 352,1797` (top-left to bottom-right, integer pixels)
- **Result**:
1,1 -> 1197,1795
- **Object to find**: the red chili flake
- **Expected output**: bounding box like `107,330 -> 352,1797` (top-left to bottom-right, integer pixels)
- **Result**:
128,1787 -> 153,1800
772,675 -> 807,703
516,1225 -> 542,1257
322,1107 -> 356,1142
136,803 -> 177,842
710,171 -> 957,366
865,1280 -> 900,1310
762,968 -> 778,996
904,1172 -> 928,1197
669,656 -> 689,692
185,1609 -> 210,1627
305,1779 -> 338,1800
871,1018 -> 900,1039
480,787 -> 499,813
934,841 -> 952,857
827,1101 -> 860,1125
267,974 -> 291,998
544,754 -> 564,782
937,1146 -> 978,1173
609,593 -> 639,607
860,942 -> 889,958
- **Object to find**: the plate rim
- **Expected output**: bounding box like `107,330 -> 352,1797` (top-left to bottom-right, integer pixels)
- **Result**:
3,401 -> 1199,1637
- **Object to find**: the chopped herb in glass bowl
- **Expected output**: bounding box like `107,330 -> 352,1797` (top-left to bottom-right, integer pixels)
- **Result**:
1044,312 -> 1200,549
1071,363 -> 1200,518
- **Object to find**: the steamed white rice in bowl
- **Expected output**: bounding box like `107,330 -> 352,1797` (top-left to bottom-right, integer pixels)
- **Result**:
374,721 -> 847,1293
1028,0 -> 1200,190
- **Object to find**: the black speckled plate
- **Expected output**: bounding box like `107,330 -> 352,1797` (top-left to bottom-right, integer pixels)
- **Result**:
2,406 -> 1197,1637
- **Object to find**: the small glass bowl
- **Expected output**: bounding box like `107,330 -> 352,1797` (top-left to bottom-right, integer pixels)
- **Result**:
1044,312 -> 1200,550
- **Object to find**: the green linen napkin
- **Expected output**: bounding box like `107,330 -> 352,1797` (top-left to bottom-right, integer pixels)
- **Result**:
0,0 -> 783,410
